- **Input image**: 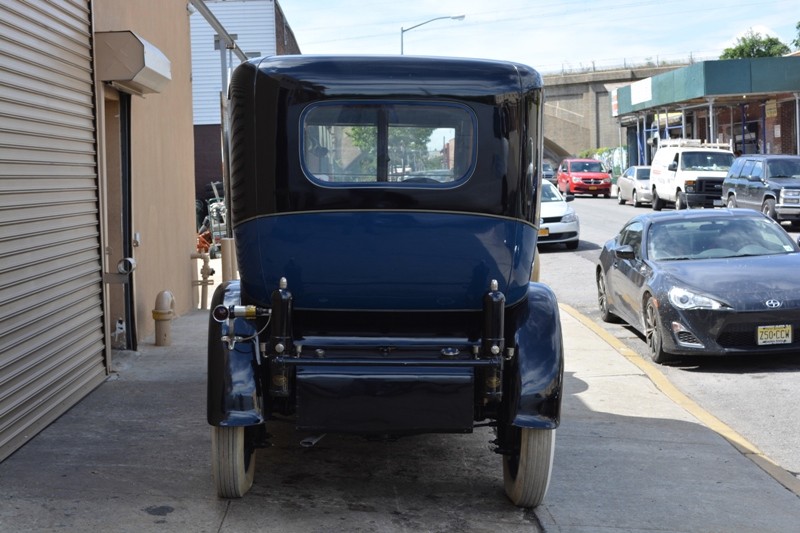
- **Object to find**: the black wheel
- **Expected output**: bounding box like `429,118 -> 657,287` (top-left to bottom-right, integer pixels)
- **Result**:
565,239 -> 579,250
726,195 -> 737,209
762,198 -> 777,220
632,190 -> 641,208
603,192 -> 611,199
597,272 -> 619,323
503,427 -> 555,508
644,296 -> 671,364
212,426 -> 256,498
652,189 -> 665,211
617,188 -> 626,205
675,191 -> 687,210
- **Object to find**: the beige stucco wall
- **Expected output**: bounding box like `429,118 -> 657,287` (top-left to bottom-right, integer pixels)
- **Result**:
94,0 -> 197,341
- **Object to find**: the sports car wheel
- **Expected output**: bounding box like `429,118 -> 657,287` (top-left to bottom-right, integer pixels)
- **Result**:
503,427 -> 555,508
675,191 -> 688,210
726,195 -> 737,208
632,190 -> 641,207
644,296 -> 671,364
762,198 -> 777,220
617,189 -> 626,204
212,426 -> 256,498
597,273 -> 619,322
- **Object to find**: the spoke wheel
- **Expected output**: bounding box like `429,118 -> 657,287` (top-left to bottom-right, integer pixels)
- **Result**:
644,297 -> 671,364
632,190 -> 640,207
617,188 -> 626,205
212,426 -> 256,498
597,272 -> 618,323
503,427 -> 555,508
727,195 -> 737,208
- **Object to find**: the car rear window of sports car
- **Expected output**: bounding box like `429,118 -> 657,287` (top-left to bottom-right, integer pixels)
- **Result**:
301,101 -> 476,187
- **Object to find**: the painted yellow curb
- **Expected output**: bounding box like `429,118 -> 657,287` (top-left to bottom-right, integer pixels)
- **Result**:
559,302 -> 800,497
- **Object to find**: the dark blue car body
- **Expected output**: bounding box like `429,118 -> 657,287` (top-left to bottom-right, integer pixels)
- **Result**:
207,55 -> 563,506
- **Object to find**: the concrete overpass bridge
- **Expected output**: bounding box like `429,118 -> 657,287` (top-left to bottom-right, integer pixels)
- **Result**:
542,65 -> 684,164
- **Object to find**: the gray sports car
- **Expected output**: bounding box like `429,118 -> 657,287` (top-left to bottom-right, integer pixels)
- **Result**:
596,209 -> 800,363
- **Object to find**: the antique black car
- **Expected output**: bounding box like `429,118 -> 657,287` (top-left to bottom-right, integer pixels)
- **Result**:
207,55 -> 564,508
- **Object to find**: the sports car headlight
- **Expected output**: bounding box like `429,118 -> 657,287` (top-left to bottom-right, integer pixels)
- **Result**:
668,287 -> 727,310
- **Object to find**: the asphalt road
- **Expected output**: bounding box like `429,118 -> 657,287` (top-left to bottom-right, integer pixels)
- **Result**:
537,194 -> 800,483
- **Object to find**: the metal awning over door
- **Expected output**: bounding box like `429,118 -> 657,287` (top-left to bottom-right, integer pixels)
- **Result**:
0,0 -> 106,461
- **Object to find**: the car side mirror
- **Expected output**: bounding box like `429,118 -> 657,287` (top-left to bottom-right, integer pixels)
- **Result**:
668,162 -> 678,171
565,193 -> 575,202
614,244 -> 635,260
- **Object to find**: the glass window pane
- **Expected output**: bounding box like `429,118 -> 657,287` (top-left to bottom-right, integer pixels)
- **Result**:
302,102 -> 475,186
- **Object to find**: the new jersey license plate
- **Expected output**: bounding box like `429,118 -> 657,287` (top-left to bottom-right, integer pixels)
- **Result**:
757,324 -> 792,345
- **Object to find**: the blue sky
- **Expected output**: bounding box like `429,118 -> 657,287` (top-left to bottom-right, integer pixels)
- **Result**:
277,0 -> 798,73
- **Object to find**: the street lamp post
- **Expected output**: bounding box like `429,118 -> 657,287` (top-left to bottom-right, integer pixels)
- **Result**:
400,15 -> 465,55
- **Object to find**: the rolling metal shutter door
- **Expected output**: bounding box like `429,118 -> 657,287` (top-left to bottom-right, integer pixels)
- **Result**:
0,0 -> 106,461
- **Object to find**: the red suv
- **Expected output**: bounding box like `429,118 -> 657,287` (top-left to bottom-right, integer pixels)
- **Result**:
556,158 -> 612,197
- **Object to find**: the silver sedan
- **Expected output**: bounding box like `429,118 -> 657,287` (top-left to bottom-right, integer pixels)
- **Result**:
616,165 -> 652,207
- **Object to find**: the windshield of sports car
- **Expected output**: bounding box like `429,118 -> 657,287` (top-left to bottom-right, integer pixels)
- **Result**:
301,102 -> 476,186
680,151 -> 734,171
646,217 -> 797,260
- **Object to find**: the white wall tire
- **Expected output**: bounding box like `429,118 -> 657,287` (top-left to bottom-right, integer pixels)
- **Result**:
212,426 -> 255,498
503,428 -> 555,508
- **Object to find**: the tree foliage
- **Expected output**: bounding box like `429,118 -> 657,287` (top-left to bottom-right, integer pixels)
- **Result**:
720,29 -> 790,59
346,126 -> 437,176
793,21 -> 800,50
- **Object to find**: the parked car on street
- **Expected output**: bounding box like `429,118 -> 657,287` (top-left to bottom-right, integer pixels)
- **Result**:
721,154 -> 800,225
596,209 -> 800,364
208,55 -> 564,508
542,162 -> 556,185
556,158 -> 612,197
616,165 -> 652,207
538,181 -> 579,249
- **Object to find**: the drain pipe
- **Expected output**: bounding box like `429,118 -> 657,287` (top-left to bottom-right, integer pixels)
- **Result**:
152,290 -> 175,346
191,252 -> 215,310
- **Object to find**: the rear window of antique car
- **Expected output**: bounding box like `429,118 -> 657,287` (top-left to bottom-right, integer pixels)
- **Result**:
301,102 -> 476,186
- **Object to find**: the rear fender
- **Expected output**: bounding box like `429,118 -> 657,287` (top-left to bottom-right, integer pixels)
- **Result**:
509,282 -> 564,429
207,281 -> 264,426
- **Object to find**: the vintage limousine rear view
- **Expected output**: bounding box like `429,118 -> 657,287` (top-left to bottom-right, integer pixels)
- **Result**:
206,55 -> 564,508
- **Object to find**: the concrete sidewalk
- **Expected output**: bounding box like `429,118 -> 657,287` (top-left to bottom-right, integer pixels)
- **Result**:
0,304 -> 798,532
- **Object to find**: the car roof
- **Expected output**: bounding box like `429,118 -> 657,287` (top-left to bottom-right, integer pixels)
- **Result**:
734,154 -> 800,161
629,208 -> 765,226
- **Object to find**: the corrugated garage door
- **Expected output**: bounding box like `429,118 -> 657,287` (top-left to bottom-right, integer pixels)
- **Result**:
0,0 -> 106,461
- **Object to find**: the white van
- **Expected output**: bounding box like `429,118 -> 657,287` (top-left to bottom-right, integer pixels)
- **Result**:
649,139 -> 734,210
